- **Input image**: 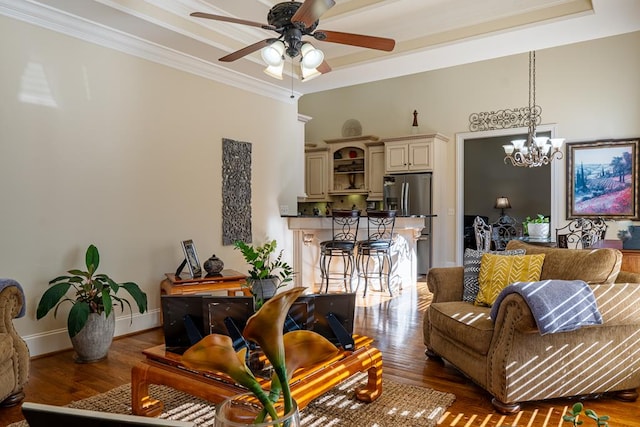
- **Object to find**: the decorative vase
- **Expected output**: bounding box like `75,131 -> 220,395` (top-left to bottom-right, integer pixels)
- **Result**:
204,254 -> 224,275
251,278 -> 278,301
527,223 -> 550,239
214,392 -> 300,427
70,311 -> 115,363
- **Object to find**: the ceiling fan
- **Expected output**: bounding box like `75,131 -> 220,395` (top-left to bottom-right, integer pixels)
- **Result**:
190,0 -> 396,80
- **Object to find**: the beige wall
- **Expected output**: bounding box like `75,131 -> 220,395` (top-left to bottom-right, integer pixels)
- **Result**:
300,31 -> 640,267
0,16 -> 302,355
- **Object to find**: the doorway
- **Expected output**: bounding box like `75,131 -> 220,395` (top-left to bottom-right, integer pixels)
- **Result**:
455,125 -> 562,264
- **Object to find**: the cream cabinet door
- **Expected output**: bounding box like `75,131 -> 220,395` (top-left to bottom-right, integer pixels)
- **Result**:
305,151 -> 328,200
367,145 -> 385,200
408,141 -> 432,171
385,143 -> 409,173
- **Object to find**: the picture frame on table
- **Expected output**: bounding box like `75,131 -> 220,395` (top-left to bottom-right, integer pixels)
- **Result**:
566,138 -> 640,220
181,239 -> 202,278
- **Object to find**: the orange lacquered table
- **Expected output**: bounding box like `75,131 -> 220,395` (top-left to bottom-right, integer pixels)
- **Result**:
131,335 -> 383,416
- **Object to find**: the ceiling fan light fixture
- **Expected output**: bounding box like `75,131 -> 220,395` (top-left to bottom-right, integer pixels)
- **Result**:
301,64 -> 321,82
264,62 -> 284,80
300,42 -> 324,69
261,40 -> 285,67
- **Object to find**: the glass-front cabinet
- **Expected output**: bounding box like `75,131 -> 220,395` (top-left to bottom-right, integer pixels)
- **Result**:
324,136 -> 380,196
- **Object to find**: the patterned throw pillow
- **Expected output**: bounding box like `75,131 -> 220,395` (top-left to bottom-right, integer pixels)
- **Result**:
475,253 -> 545,307
462,248 -> 525,303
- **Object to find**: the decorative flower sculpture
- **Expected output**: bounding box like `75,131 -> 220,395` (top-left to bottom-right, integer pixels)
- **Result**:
181,287 -> 341,423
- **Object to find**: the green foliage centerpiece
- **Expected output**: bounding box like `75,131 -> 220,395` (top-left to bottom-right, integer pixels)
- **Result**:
233,240 -> 294,307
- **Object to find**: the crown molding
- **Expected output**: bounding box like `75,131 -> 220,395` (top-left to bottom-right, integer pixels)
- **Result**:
0,0 -> 300,103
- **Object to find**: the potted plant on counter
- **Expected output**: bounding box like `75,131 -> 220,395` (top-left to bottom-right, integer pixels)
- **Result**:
36,244 -> 148,362
233,239 -> 294,307
523,214 -> 550,239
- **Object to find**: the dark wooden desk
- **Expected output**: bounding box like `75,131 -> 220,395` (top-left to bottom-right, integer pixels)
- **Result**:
592,240 -> 640,274
160,270 -> 250,296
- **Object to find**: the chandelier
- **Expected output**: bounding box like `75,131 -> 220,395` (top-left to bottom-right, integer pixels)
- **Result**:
503,51 -> 565,167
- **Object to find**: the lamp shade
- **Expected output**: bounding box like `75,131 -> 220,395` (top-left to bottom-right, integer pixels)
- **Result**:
263,62 -> 284,80
261,41 -> 285,67
495,197 -> 511,210
300,42 -> 324,69
301,63 -> 321,81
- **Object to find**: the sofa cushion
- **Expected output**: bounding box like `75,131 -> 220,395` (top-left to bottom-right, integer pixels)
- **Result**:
506,240 -> 622,284
462,248 -> 526,302
476,253 -> 545,306
429,302 -> 494,355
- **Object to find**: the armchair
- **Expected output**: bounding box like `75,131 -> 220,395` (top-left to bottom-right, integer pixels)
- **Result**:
0,279 -> 29,407
424,241 -> 640,413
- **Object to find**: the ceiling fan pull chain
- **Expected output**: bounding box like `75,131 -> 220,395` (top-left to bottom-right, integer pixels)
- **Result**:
290,58 -> 295,99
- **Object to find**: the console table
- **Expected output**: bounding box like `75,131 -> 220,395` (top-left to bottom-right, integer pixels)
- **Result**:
160,270 -> 250,296
131,335 -> 383,416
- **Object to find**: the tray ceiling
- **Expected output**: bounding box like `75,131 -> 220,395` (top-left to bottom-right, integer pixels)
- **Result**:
2,0 -> 640,101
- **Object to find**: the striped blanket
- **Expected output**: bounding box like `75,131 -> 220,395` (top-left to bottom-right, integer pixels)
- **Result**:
490,279 -> 602,335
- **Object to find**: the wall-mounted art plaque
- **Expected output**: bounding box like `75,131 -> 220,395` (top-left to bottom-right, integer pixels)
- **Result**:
222,138 -> 252,245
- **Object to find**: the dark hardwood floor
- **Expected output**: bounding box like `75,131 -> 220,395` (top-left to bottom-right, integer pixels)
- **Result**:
0,282 -> 637,426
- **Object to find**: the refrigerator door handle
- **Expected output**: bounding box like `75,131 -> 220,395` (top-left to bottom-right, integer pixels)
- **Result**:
403,181 -> 410,216
400,182 -> 406,215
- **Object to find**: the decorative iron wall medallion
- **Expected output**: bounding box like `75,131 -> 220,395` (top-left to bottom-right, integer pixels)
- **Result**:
468,106 -> 541,132
222,138 -> 252,245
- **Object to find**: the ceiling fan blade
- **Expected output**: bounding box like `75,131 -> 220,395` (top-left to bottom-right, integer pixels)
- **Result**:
314,30 -> 395,52
190,12 -> 276,31
292,0 -> 336,28
317,61 -> 332,74
219,39 -> 276,62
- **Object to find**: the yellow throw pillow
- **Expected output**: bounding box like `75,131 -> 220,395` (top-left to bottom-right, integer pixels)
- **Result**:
475,253 -> 545,306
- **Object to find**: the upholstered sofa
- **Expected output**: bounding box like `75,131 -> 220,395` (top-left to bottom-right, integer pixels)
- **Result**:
423,240 -> 640,413
0,279 -> 29,407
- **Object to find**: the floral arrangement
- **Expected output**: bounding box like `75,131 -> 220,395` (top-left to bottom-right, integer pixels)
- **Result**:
181,287 -> 340,424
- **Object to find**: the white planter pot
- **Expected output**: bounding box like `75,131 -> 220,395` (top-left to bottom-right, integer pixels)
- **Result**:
70,311 -> 115,363
527,223 -> 550,239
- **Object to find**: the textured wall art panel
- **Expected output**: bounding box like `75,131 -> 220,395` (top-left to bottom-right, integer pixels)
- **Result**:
222,138 -> 252,245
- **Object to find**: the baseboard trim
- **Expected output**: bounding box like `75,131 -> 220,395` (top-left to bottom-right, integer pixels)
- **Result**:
24,309 -> 162,358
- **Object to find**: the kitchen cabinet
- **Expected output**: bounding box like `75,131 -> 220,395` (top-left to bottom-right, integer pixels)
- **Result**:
384,134 -> 446,173
304,148 -> 329,201
324,135 -> 380,195
367,144 -> 385,200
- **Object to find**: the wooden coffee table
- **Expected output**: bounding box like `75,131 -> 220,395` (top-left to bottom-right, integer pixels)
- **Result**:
131,335 -> 382,416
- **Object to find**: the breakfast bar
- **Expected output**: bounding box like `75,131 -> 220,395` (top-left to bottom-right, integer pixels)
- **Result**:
287,216 -> 427,290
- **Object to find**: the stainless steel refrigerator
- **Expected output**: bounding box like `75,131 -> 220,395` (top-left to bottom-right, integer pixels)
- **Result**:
383,173 -> 432,275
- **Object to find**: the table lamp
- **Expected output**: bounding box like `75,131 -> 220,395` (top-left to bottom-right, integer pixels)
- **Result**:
495,196 -> 511,216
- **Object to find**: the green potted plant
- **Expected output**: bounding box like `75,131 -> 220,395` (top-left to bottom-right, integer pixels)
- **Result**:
563,402 -> 609,426
233,239 -> 294,306
36,244 -> 148,362
523,214 -> 550,238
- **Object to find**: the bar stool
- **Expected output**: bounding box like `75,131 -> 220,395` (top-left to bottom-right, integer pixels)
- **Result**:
355,210 -> 397,297
319,210 -> 361,293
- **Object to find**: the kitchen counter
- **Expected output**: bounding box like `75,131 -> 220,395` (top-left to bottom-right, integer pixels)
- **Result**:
282,214 -> 437,218
287,216 -> 427,289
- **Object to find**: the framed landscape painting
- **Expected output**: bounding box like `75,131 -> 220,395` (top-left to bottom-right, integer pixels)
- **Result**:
566,138 -> 639,220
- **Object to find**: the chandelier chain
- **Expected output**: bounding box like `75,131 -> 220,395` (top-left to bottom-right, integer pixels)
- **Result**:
502,50 -> 564,167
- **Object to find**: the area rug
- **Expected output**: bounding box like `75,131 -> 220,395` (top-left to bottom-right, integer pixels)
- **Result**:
10,372 -> 455,427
